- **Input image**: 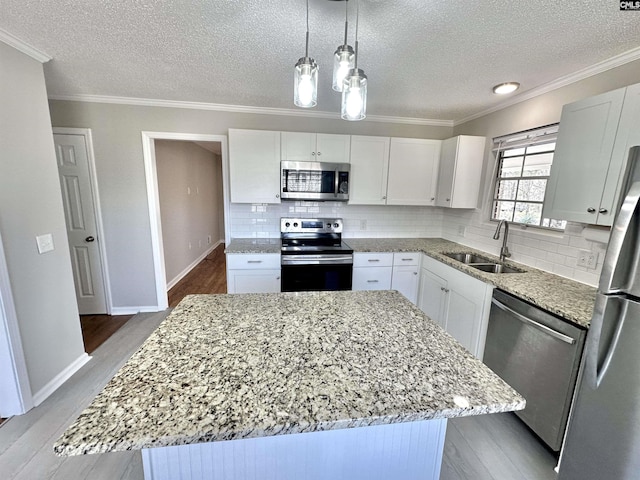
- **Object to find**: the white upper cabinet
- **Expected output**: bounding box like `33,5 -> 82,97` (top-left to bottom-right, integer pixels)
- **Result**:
281,132 -> 350,163
229,129 -> 281,204
386,138 -> 441,206
436,135 -> 486,208
349,135 -> 391,205
543,86 -> 633,226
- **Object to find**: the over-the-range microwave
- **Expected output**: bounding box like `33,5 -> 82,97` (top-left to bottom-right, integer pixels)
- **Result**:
281,161 -> 350,201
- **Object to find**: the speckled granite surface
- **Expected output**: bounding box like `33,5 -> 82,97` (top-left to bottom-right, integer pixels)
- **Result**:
54,291 -> 524,456
345,238 -> 596,328
225,238 -> 281,254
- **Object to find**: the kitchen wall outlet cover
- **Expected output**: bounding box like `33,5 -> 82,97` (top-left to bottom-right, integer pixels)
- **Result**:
458,226 -> 466,237
577,250 -> 598,269
36,233 -> 54,254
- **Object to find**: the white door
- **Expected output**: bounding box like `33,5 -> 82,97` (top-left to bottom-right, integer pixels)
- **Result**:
54,133 -> 107,314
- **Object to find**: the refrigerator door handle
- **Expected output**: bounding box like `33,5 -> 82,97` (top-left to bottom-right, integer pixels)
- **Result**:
599,181 -> 640,293
587,294 -> 626,388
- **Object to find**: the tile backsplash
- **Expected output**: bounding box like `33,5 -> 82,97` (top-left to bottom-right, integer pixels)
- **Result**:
229,202 -> 444,239
229,202 -> 610,287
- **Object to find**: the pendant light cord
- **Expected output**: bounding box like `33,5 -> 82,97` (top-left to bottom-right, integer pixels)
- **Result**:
343,0 -> 349,45
354,0 -> 359,68
305,0 -> 310,57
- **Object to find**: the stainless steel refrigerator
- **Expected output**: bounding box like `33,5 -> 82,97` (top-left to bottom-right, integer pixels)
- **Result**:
558,147 -> 640,480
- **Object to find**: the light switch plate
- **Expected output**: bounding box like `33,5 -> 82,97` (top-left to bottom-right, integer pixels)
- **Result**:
36,233 -> 54,254
458,225 -> 466,237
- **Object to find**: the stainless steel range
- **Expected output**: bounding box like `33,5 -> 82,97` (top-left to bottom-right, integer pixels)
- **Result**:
280,218 -> 353,292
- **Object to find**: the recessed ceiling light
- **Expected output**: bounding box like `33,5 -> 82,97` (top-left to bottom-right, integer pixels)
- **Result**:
493,82 -> 520,95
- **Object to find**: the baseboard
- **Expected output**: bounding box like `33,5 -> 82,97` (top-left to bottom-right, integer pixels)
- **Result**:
32,352 -> 91,407
110,306 -> 164,315
166,241 -> 222,291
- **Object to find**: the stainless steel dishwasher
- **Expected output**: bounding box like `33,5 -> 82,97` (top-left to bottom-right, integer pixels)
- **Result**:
483,289 -> 586,451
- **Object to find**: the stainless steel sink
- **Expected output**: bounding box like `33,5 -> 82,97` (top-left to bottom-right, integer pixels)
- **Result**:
443,252 -> 524,274
470,263 -> 524,274
444,252 -> 494,264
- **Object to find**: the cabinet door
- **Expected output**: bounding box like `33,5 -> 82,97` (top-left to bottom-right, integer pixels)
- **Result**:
281,132 -> 315,161
352,266 -> 393,290
229,129 -> 281,203
227,269 -> 281,294
437,136 -> 486,208
392,265 -> 419,304
417,268 -> 447,328
604,83 -> 640,222
543,88 -> 626,225
387,138 -> 441,206
316,134 -> 351,163
349,136 -> 391,205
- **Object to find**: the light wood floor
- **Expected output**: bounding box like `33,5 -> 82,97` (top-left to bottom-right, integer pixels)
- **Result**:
167,243 -> 227,307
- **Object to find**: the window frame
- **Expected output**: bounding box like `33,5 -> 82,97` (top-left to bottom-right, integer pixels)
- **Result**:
490,125 -> 566,231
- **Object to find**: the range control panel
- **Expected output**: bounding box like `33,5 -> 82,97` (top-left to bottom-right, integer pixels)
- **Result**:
280,218 -> 343,234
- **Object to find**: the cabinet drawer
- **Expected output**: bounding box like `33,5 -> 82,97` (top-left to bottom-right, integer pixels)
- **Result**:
353,252 -> 393,268
226,253 -> 280,270
393,252 -> 420,266
352,267 -> 393,290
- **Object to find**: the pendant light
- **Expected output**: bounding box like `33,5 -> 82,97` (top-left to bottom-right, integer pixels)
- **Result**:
332,0 -> 355,92
294,0 -> 318,108
341,0 -> 366,121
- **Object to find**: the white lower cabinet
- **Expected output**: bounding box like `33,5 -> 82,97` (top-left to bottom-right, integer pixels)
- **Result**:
352,253 -> 393,291
226,254 -> 281,294
417,255 -> 493,359
391,253 -> 420,304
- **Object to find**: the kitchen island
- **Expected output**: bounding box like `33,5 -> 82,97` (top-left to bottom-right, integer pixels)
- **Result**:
55,291 -> 524,480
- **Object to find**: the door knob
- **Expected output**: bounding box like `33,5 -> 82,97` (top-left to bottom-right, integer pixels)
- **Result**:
85,236 -> 95,242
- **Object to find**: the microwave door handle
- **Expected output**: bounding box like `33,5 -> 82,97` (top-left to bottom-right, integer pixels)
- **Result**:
334,169 -> 339,197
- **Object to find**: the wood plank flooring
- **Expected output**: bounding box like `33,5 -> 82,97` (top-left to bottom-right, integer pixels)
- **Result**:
80,314 -> 133,354
167,243 -> 227,307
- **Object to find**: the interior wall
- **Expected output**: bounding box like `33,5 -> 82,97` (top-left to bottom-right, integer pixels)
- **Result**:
447,59 -> 640,286
155,140 -> 221,286
49,100 -> 453,309
214,154 -> 225,242
0,42 -> 86,396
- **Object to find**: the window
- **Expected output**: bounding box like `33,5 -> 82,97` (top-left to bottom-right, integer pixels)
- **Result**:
491,125 -> 567,230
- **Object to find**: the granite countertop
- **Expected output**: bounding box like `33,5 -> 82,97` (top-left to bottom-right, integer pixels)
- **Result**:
54,291 -> 524,456
226,237 -> 596,328
344,238 -> 596,328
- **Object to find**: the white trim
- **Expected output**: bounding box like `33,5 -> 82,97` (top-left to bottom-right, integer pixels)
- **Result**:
47,94 -> 454,127
0,231 -> 33,416
32,353 -> 90,407
110,306 -> 164,315
166,241 -> 221,290
0,28 -> 51,63
53,127 -> 113,314
455,45 -> 640,126
142,131 -> 230,310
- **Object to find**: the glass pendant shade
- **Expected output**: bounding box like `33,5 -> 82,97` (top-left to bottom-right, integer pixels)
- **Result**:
332,45 -> 355,92
294,57 -> 318,108
341,69 -> 367,121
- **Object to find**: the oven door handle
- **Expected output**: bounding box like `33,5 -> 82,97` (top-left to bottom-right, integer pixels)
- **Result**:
282,254 -> 353,265
334,168 -> 339,198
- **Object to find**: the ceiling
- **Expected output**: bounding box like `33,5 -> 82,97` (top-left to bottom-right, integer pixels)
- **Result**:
2,1 -> 640,123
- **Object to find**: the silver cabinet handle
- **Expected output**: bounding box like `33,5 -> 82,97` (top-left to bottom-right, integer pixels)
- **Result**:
431,197 -> 435,201
317,152 -> 322,156
247,260 -> 262,264
276,194 -> 280,198
599,208 -> 608,214
587,207 -> 596,213
367,279 -> 379,283
491,298 -> 576,345
382,196 -> 386,200
368,259 -> 380,262
413,271 -> 418,275
440,287 -> 449,293
276,276 -> 280,280
311,152 -> 316,156
446,198 -> 450,202
401,258 -> 413,261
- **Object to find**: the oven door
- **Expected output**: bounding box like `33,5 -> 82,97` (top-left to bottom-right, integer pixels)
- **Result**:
281,161 -> 349,201
281,254 -> 353,292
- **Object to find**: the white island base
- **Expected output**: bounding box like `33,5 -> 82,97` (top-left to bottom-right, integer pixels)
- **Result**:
142,418 -> 447,480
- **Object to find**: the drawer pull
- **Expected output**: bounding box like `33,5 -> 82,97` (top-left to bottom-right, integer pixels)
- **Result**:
367,280 -> 379,283
368,259 -> 380,262
401,258 -> 413,261
247,260 -> 263,264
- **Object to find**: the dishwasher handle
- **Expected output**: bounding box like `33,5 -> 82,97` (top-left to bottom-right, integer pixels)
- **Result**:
491,298 -> 576,345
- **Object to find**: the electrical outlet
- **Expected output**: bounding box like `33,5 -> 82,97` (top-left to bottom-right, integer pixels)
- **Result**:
207,235 -> 212,245
360,220 -> 367,230
457,225 -> 466,237
577,250 -> 598,269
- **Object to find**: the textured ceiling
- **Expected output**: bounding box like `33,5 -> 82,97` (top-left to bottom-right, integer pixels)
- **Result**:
1,0 -> 640,122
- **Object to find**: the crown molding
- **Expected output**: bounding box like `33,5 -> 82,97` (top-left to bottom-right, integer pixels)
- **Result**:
0,28 -> 51,63
454,45 -> 640,126
47,93 -> 454,127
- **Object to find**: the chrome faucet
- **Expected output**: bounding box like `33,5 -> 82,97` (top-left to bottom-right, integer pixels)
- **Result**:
493,220 -> 511,263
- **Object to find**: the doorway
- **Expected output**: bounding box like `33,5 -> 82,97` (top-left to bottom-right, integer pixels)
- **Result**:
141,132 -> 231,310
